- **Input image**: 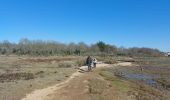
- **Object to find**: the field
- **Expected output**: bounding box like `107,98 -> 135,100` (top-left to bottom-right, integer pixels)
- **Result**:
0,56 -> 170,100
0,55 -> 85,100
76,56 -> 170,100
111,57 -> 170,100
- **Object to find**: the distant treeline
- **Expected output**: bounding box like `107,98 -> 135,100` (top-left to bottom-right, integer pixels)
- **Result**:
0,39 -> 162,57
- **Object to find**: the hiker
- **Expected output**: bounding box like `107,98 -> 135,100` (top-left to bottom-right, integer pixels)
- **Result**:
86,56 -> 93,71
93,58 -> 97,68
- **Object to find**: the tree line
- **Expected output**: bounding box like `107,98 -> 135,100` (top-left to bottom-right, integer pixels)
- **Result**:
0,39 -> 162,57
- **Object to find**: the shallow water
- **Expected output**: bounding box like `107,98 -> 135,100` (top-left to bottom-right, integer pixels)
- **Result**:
122,72 -> 158,86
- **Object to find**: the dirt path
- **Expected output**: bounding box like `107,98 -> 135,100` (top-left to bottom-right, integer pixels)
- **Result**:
22,62 -> 132,100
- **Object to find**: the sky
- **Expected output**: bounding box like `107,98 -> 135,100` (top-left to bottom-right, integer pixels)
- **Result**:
0,0 -> 170,51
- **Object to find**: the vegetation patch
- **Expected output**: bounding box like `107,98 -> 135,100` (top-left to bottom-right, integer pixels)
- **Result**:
35,71 -> 44,75
0,56 -> 77,100
75,58 -> 86,67
0,72 -> 34,82
99,68 -> 130,92
99,68 -> 167,100
134,57 -> 170,67
88,78 -> 108,94
99,69 -> 115,81
133,83 -> 166,100
155,78 -> 170,90
111,79 -> 130,92
58,63 -> 72,68
96,56 -> 117,64
21,57 -> 78,63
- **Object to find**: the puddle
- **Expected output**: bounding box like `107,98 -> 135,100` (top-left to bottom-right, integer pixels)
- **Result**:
124,73 -> 157,85
116,72 -> 159,86
114,66 -> 170,91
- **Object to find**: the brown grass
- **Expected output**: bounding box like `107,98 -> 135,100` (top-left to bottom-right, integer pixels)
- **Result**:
0,56 -> 77,100
133,82 -> 166,100
0,72 -> 34,82
88,78 -> 109,94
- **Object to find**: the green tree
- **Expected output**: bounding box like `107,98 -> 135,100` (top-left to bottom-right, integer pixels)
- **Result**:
96,41 -> 106,52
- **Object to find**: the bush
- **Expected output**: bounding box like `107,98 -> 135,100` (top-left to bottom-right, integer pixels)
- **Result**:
75,59 -> 86,67
58,61 -> 74,68
0,72 -> 34,82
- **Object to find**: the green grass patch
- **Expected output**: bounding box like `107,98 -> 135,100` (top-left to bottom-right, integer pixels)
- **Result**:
111,79 -> 130,92
99,68 -> 130,92
99,70 -> 115,81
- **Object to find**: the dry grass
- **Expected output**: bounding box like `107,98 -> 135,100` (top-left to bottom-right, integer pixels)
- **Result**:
87,68 -> 135,100
96,56 -> 116,64
75,58 -> 86,67
0,56 -> 78,100
133,82 -> 166,100
155,78 -> 170,90
88,78 -> 109,94
0,72 -> 34,82
98,66 -> 169,100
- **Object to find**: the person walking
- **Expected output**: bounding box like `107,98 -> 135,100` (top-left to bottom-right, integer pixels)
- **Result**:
86,56 -> 93,71
93,58 -> 97,68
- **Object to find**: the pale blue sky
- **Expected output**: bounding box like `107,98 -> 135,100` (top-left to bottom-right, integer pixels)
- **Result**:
0,0 -> 170,51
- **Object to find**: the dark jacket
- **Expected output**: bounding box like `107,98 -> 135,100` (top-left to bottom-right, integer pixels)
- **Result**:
86,56 -> 92,65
